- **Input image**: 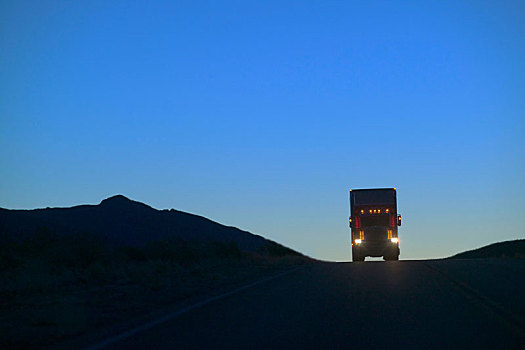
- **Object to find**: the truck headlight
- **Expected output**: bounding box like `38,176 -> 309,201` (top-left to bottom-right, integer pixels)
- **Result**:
355,239 -> 362,244
390,237 -> 399,243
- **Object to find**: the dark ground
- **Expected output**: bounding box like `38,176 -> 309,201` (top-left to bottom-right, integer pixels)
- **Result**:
83,259 -> 524,350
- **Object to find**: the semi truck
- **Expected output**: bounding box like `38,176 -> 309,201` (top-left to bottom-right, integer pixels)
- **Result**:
349,188 -> 401,261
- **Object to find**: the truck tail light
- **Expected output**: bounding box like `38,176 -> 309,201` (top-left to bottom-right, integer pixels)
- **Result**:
390,214 -> 395,227
355,216 -> 361,229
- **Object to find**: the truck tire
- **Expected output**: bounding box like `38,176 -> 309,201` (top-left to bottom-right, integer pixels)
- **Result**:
384,254 -> 399,261
352,249 -> 365,262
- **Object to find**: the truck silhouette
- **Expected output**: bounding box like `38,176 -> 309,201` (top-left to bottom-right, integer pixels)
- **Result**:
349,188 -> 401,261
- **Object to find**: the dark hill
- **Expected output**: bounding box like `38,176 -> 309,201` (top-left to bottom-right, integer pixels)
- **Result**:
449,239 -> 525,259
0,195 -> 296,254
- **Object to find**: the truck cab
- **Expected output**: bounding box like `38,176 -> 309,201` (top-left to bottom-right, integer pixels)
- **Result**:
349,188 -> 401,261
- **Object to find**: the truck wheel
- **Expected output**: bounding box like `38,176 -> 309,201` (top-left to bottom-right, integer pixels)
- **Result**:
384,254 -> 399,261
352,247 -> 365,262
353,253 -> 365,262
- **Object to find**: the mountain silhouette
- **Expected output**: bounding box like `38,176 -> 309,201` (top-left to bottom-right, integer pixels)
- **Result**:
449,239 -> 525,259
0,195 -> 290,253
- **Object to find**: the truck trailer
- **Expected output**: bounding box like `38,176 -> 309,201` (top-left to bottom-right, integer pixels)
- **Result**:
349,188 -> 401,261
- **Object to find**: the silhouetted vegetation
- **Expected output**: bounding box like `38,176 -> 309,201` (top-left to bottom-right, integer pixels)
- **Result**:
0,227 -> 308,349
0,196 -> 308,348
0,226 -> 295,294
0,227 -> 111,272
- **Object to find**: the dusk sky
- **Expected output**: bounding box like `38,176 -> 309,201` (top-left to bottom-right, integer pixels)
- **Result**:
1,1 -> 524,261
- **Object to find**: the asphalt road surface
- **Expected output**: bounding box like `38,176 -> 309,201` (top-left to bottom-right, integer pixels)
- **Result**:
89,259 -> 525,349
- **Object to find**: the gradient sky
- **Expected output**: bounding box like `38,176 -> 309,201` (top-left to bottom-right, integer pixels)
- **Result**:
1,1 -> 524,261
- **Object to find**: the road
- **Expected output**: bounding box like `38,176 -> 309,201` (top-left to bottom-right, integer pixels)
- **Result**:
89,259 -> 525,349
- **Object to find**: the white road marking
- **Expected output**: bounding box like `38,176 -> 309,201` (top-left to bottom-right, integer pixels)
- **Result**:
84,267 -> 302,350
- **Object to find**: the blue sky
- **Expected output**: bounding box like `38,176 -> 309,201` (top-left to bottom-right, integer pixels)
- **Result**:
1,0 -> 524,260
